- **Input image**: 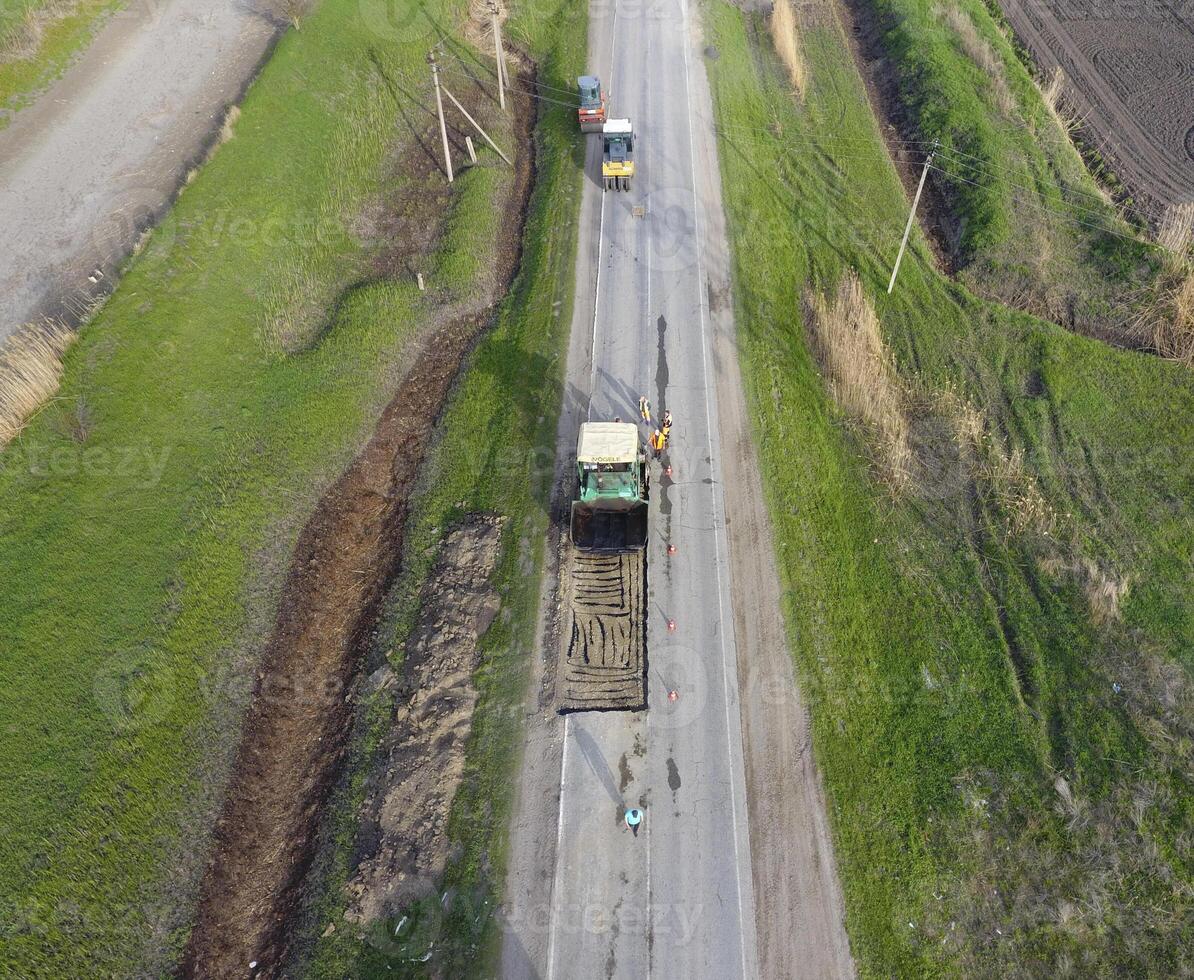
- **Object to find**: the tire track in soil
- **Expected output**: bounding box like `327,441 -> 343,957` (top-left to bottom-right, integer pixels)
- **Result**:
1000,0 -> 1194,210
180,61 -> 537,980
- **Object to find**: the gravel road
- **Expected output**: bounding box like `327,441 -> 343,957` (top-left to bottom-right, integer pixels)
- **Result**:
0,0 -> 279,341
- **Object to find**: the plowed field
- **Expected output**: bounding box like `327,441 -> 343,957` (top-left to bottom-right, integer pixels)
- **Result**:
1000,0 -> 1194,208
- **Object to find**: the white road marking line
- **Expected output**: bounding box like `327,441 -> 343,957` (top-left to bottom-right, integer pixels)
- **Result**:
646,749 -> 653,980
545,713 -> 570,980
586,0 -> 619,422
587,189 -> 607,422
644,7 -> 654,409
678,0 -> 755,974
553,4 -> 620,976
643,21 -> 654,980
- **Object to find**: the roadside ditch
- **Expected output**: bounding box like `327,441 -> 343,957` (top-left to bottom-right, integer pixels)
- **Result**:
828,0 -> 1173,351
180,54 -> 538,980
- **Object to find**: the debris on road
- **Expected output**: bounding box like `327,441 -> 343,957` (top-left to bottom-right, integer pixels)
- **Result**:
558,422 -> 649,711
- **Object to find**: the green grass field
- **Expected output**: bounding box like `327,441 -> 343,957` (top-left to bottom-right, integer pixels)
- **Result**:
292,1 -> 589,974
0,0 -> 528,973
0,0 -> 120,118
706,1 -> 1192,974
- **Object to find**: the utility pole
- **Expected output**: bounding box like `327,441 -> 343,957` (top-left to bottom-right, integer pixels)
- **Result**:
489,1 -> 507,109
887,140 -> 937,294
440,82 -> 512,164
429,51 -> 453,184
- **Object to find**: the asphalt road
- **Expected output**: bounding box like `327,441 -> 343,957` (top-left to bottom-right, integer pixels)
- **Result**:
0,0 -> 277,341
542,0 -> 760,974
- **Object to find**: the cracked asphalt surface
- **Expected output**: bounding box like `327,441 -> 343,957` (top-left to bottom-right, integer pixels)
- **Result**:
500,0 -> 855,976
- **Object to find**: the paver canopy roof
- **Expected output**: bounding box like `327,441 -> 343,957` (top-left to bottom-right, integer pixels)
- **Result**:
577,422 -> 639,463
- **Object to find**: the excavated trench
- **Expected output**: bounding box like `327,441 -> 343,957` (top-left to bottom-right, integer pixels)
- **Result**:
181,56 -> 537,979
830,0 -> 957,271
831,0 -> 1161,350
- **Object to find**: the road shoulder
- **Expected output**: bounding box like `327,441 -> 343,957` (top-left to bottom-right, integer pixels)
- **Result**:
685,4 -> 856,976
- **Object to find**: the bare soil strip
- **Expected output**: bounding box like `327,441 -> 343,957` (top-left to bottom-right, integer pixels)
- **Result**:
342,514 -> 505,926
181,64 -> 536,980
557,550 -> 647,710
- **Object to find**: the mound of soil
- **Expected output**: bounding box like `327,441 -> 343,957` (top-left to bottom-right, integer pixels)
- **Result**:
343,514 -> 504,925
181,56 -> 536,980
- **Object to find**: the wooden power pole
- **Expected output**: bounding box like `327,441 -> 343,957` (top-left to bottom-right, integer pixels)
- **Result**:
440,82 -> 512,164
429,51 -> 453,183
887,140 -> 937,294
489,1 -> 507,109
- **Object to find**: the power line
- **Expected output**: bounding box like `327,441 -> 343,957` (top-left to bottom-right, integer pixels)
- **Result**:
716,112 -> 1160,226
932,143 -> 1157,224
930,148 -> 1144,229
927,163 -> 1145,246
718,122 -> 1151,223
435,65 -> 581,109
715,122 -> 933,146
433,42 -> 582,99
714,125 -> 1149,245
713,127 -> 930,164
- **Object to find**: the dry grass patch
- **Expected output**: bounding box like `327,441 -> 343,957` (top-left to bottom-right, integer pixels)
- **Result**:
984,442 -> 1055,535
932,383 -> 1055,534
1136,266 -> 1194,366
1040,554 -> 1133,625
0,320 -> 74,447
1036,66 -> 1084,140
934,5 -> 1015,118
1156,202 -> 1194,261
0,0 -> 82,62
1077,558 -> 1132,624
271,0 -> 316,30
218,104 -> 240,146
769,0 -> 808,100
806,271 -> 911,488
807,277 -> 1057,534
1146,203 -> 1194,364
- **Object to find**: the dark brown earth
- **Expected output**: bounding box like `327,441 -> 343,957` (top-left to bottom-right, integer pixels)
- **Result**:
557,550 -> 648,711
180,58 -> 536,980
342,514 -> 505,926
999,0 -> 1194,211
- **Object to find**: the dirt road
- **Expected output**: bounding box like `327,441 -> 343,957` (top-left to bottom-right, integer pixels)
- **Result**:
0,0 -> 279,340
500,0 -> 854,975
